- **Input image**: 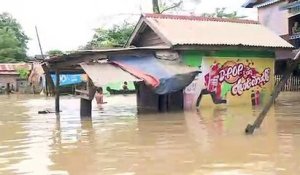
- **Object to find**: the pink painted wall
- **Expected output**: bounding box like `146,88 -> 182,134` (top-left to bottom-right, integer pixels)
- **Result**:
258,2 -> 289,36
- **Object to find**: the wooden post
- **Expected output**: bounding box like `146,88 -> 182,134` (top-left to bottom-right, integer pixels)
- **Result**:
80,77 -> 93,118
5,83 -> 10,95
80,98 -> 92,118
245,51 -> 300,134
55,70 -> 60,114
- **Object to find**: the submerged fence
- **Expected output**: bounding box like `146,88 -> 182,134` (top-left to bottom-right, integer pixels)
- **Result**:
275,75 -> 300,91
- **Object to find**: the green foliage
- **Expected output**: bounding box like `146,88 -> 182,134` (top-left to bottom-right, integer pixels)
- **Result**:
152,0 -> 201,14
47,49 -> 64,57
17,67 -> 29,79
153,0 -> 183,14
83,21 -> 134,49
0,12 -> 29,62
201,8 -> 247,19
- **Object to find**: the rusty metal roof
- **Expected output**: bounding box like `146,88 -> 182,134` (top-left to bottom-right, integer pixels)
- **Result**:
140,13 -> 293,48
46,46 -> 170,63
0,63 -> 31,75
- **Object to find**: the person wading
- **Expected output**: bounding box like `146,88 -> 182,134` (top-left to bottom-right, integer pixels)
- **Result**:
95,87 -> 104,104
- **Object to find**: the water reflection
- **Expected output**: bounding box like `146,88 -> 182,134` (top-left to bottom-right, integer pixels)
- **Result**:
1,93 -> 300,174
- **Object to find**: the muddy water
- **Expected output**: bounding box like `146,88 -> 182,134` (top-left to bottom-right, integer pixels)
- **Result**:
0,93 -> 300,175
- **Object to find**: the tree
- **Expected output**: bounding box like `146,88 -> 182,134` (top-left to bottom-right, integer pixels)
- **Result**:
0,12 -> 29,62
152,0 -> 183,14
0,28 -> 22,63
152,0 -> 184,14
47,49 -> 64,57
201,8 -> 247,19
82,21 -> 134,49
17,67 -> 29,79
152,0 -> 201,14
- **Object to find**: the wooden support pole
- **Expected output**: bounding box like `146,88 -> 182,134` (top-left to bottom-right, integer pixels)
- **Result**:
55,70 -> 60,114
5,83 -> 10,95
80,77 -> 93,118
245,50 -> 300,134
80,98 -> 92,118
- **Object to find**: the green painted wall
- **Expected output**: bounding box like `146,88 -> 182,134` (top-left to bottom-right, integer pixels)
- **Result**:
181,50 -> 275,67
181,51 -> 204,67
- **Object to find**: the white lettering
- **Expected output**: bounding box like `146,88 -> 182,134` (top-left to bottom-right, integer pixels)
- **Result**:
231,68 -> 271,96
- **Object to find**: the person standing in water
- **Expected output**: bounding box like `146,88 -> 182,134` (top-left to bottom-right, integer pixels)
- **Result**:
122,81 -> 129,91
95,87 -> 104,104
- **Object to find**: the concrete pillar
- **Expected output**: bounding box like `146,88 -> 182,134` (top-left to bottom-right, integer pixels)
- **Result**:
80,98 -> 92,118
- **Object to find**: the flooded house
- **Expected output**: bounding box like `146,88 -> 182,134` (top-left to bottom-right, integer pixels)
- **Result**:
44,13 -> 293,115
243,0 -> 300,90
0,63 -> 31,94
28,61 -> 88,95
127,13 -> 293,108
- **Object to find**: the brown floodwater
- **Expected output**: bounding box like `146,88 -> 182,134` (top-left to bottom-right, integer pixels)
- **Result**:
0,92 -> 300,175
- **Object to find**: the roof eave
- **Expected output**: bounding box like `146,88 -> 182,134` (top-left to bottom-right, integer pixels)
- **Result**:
242,0 -> 258,8
125,15 -> 144,47
142,17 -> 173,46
172,44 -> 293,51
242,0 -> 281,8
126,14 -> 173,47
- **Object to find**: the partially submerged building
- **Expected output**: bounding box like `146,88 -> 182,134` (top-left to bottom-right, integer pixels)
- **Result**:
0,63 -> 31,93
127,14 -> 292,107
44,14 -> 293,115
243,0 -> 300,90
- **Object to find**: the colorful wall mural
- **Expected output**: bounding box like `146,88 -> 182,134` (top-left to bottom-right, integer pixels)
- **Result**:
181,50 -> 275,108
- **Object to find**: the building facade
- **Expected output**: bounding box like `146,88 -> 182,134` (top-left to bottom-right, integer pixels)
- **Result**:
243,0 -> 300,91
127,13 -> 292,108
0,63 -> 31,93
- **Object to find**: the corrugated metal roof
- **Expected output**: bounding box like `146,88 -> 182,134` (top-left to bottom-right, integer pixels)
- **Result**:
80,62 -> 141,87
46,46 -> 170,63
142,13 -> 293,48
255,0 -> 281,8
0,63 -> 31,75
144,13 -> 259,24
242,0 -> 280,8
279,0 -> 300,10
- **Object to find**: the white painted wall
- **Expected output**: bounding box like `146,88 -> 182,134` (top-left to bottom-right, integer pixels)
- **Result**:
258,2 -> 289,36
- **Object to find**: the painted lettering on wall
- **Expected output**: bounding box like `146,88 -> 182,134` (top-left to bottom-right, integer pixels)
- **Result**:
193,58 -> 273,107
217,61 -> 271,96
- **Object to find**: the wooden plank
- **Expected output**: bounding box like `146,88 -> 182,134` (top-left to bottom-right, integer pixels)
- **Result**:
50,54 -> 107,69
74,77 -> 96,100
136,27 -> 167,47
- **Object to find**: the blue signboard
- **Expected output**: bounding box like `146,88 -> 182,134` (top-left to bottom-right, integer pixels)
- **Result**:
51,74 -> 84,86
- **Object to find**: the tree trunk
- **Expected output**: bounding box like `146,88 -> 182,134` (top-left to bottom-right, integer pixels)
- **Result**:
245,51 -> 300,134
152,0 -> 160,13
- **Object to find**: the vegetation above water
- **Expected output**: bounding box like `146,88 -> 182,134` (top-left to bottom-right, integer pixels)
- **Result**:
0,12 -> 29,63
